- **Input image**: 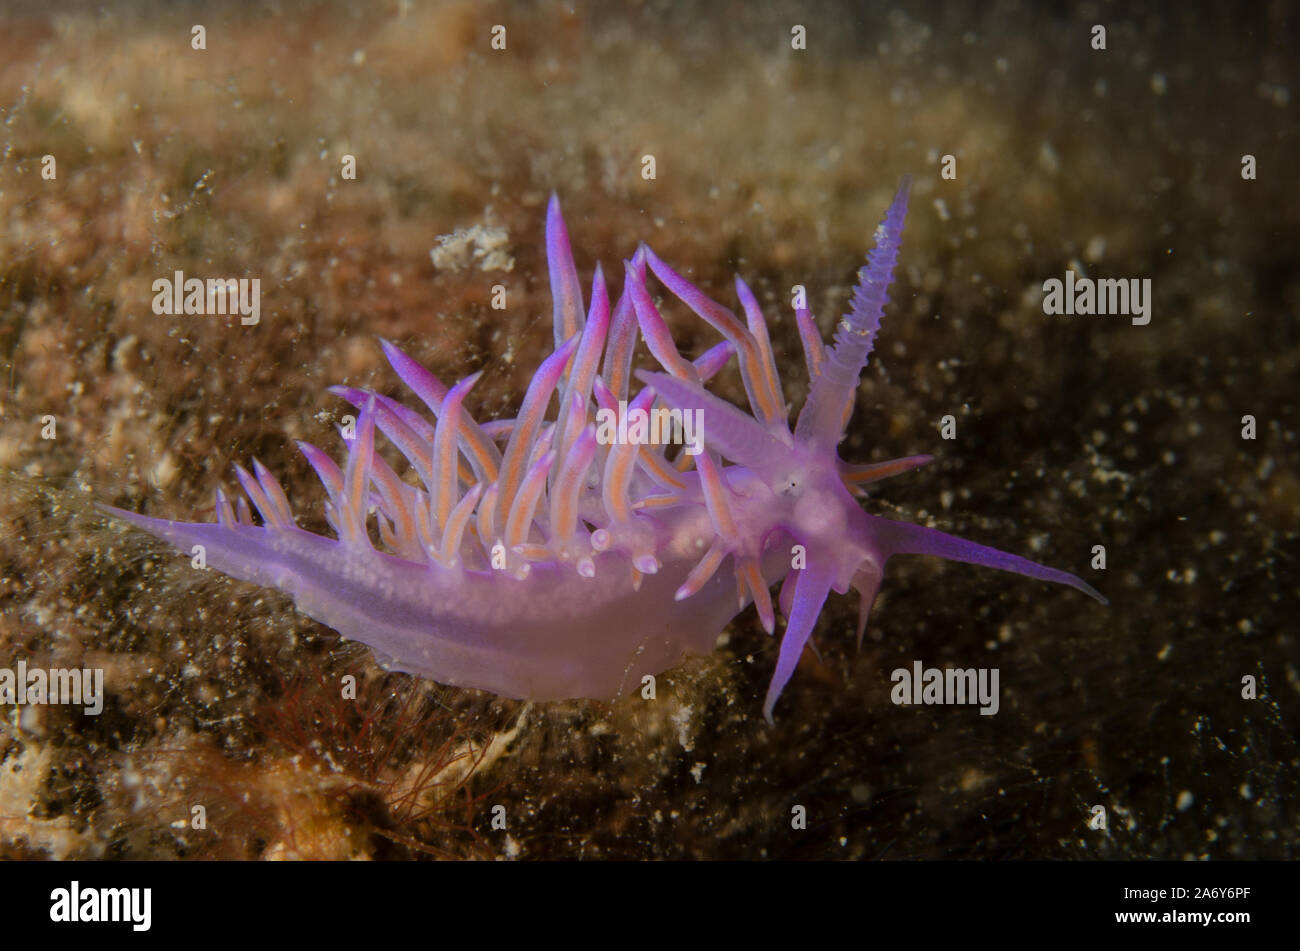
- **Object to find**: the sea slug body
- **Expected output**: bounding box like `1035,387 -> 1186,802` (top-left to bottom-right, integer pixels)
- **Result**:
104,180 -> 1105,722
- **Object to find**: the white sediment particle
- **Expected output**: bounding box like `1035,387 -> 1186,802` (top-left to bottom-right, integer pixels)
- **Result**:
1086,447 -> 1132,486
1256,83 -> 1289,106
671,703 -> 695,752
0,741 -> 101,858
1038,142 -> 1060,175
150,452 -> 178,489
430,222 -> 515,273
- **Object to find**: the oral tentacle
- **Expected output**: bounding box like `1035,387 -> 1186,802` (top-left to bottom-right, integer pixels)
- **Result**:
867,513 -> 1108,604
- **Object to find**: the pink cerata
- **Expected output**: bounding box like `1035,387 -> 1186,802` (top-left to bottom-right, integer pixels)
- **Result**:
104,179 -> 1105,722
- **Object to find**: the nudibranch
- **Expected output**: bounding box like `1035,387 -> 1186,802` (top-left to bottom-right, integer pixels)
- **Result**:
104,179 -> 1105,721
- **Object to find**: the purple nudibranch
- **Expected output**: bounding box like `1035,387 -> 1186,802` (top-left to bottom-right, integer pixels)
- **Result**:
104,180 -> 1105,722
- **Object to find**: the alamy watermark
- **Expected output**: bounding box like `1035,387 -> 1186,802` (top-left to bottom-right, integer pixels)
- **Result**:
151,271 -> 261,325
50,881 -> 151,931
594,401 -> 703,456
890,660 -> 1000,716
0,661 -> 104,715
1042,269 -> 1151,326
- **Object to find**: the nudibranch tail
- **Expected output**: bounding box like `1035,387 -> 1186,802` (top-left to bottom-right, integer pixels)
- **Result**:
103,181 -> 1104,721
